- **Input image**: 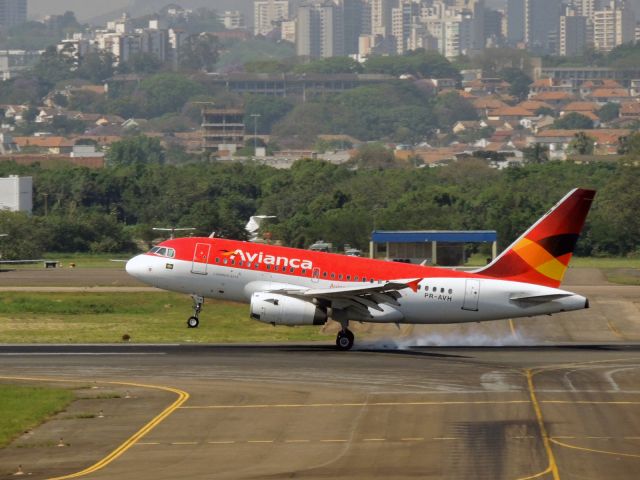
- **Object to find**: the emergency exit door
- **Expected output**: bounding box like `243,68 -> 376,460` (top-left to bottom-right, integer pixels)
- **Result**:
462,279 -> 480,311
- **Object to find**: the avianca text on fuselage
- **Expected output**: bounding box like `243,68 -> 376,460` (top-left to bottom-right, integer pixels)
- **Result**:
223,248 -> 314,270
125,188 -> 596,350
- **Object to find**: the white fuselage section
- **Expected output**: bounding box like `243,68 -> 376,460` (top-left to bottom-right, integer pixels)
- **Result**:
126,254 -> 588,325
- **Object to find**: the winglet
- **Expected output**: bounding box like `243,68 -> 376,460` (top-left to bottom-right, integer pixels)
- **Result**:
474,188 -> 596,288
404,278 -> 422,293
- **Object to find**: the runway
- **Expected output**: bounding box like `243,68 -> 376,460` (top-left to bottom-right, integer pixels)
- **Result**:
2,343 -> 640,480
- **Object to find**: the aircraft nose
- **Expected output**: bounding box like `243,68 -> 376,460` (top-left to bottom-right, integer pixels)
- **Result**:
125,255 -> 149,280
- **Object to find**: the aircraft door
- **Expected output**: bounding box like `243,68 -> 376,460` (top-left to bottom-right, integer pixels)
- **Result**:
191,243 -> 211,275
462,279 -> 480,311
312,267 -> 320,283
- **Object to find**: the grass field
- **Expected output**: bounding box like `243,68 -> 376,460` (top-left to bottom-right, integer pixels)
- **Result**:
0,292 -> 331,343
0,385 -> 74,448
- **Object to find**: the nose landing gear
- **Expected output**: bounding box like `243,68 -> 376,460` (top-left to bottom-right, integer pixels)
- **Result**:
188,295 -> 204,328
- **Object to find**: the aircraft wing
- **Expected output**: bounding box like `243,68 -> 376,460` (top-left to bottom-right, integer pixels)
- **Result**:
268,279 -> 421,313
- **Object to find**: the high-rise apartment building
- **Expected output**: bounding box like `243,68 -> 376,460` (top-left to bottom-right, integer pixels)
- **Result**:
559,13 -> 589,55
371,0 -> 395,37
506,0 -> 560,53
422,2 -> 474,58
254,0 -> 291,36
0,0 -> 27,29
297,1 -> 345,58
392,0 -> 422,54
592,1 -> 635,51
341,0 -> 366,55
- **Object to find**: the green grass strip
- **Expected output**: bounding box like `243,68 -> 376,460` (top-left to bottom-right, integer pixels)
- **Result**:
0,385 -> 74,447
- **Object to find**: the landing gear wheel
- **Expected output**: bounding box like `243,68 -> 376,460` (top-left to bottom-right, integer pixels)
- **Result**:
336,329 -> 355,351
187,316 -> 199,328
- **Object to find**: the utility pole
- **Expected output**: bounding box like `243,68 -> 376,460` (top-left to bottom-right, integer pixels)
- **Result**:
250,113 -> 261,155
43,193 -> 48,216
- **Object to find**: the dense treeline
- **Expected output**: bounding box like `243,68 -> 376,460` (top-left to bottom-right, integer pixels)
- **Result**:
0,158 -> 638,259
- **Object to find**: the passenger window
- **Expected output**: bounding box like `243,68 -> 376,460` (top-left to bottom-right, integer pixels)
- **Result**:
290,267 -> 295,273
238,261 -> 243,266
231,260 -> 235,265
331,273 -> 336,279
266,265 -> 271,270
433,287 -> 437,292
323,272 -> 328,277
215,258 -> 220,263
346,275 -> 351,280
223,259 -> 228,265
338,274 -> 343,280
362,277 -> 366,282
354,276 -> 359,281
448,289 -> 453,294
254,263 -> 259,268
302,269 -> 307,275
441,288 -> 445,293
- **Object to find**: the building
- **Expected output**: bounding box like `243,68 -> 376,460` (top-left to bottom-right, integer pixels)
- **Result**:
0,175 -> 32,213
222,10 -> 246,30
392,0 -> 422,54
0,0 -> 27,30
254,0 -> 291,36
507,0 -> 560,53
592,1 -> 635,52
296,1 -> 345,58
559,13 -> 588,56
369,230 -> 498,266
201,106 -> 245,154
341,0 -> 365,55
422,3 -> 475,58
0,50 -> 41,81
371,0 -> 394,37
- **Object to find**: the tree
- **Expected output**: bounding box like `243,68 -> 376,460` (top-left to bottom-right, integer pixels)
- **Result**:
33,46 -> 74,85
119,52 -> 163,74
568,132 -> 595,155
433,92 -> 478,128
138,73 -> 204,118
294,57 -> 363,74
348,143 -> 399,169
535,106 -> 556,117
244,95 -> 294,134
523,143 -> 549,164
106,135 -> 165,167
180,33 -> 219,72
498,67 -> 532,101
364,49 -> 461,79
552,112 -> 594,130
597,102 -> 620,122
617,132 -> 640,155
75,51 -> 115,83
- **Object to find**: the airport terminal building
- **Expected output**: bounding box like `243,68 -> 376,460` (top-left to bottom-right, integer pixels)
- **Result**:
370,230 -> 498,266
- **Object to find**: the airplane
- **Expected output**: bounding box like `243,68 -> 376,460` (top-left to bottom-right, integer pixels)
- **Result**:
126,188 -> 595,350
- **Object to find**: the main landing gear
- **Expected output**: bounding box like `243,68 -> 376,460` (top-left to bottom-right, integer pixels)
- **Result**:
188,295 -> 204,328
336,328 -> 355,351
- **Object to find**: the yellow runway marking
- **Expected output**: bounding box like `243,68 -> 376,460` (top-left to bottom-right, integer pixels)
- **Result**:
550,437 -> 640,459
180,400 -> 531,410
542,400 -> 640,405
0,375 -> 189,480
607,319 -> 623,338
519,370 -> 559,480
509,319 -> 518,338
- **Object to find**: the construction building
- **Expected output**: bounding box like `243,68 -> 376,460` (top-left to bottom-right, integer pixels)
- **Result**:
201,106 -> 245,154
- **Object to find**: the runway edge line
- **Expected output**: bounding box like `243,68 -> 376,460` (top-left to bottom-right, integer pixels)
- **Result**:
0,375 -> 190,480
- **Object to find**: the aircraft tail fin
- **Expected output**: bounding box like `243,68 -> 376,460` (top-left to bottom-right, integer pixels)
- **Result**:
474,188 -> 596,288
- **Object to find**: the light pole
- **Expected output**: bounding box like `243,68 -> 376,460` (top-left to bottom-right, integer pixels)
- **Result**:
43,193 -> 49,216
250,113 -> 261,155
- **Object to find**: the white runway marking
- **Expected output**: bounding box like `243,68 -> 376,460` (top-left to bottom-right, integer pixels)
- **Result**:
0,353 -> 167,356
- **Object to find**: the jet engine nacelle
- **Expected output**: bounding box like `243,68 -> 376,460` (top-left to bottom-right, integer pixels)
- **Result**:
250,292 -> 327,326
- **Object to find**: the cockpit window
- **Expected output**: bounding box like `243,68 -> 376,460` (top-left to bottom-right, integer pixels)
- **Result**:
148,246 -> 175,258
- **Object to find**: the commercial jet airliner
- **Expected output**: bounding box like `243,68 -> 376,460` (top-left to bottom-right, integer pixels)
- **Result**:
126,188 -> 595,350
